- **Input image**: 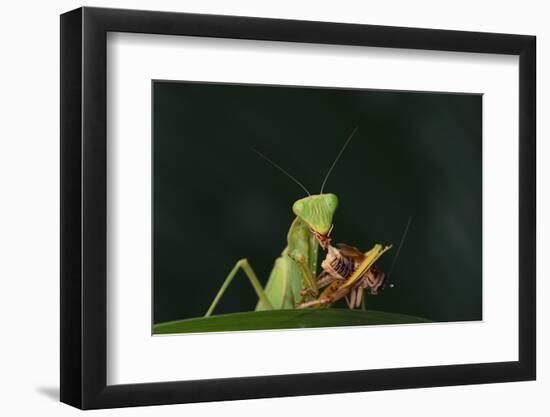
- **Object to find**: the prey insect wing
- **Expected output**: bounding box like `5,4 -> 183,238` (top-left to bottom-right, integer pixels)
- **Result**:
336,243 -> 365,259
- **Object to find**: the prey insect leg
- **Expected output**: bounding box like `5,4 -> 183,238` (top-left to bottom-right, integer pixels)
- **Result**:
349,287 -> 357,309
355,286 -> 363,309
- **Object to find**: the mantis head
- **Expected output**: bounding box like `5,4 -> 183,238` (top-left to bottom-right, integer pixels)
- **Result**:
292,193 -> 338,249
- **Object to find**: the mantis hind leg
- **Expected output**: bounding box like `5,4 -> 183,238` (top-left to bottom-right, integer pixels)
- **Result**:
205,259 -> 273,317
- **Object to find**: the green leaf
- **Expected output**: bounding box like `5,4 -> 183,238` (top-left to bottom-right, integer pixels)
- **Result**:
153,309 -> 430,334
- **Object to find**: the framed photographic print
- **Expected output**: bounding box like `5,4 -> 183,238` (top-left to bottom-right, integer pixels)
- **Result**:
60,6 -> 536,409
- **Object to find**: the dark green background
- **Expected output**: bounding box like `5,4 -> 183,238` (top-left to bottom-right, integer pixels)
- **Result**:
153,81 -> 482,325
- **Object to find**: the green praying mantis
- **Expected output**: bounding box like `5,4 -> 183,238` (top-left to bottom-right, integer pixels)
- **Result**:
205,126 -> 402,317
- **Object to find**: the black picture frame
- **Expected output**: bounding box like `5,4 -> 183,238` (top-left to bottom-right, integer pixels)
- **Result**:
60,6 -> 536,410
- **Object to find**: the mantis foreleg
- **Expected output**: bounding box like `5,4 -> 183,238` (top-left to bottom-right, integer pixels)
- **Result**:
288,252 -> 318,297
205,259 -> 273,317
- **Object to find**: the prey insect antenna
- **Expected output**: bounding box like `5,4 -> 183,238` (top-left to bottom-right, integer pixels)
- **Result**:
319,125 -> 359,193
252,149 -> 311,196
387,216 -> 412,278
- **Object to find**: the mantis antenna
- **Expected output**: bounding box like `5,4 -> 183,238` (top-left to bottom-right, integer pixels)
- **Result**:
387,216 -> 412,278
252,149 -> 311,196
319,125 -> 360,193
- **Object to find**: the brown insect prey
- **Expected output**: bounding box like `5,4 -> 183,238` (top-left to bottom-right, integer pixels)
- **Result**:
298,243 -> 388,309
